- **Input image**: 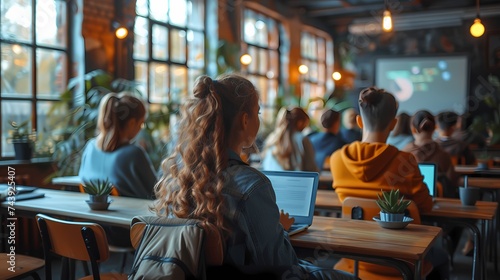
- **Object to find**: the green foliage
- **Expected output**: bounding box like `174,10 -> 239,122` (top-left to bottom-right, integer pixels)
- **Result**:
469,74 -> 500,148
82,179 -> 113,196
216,40 -> 241,74
8,120 -> 36,143
44,70 -> 172,183
376,189 -> 411,214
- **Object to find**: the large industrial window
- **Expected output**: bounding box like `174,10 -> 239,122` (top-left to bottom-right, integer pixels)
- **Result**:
133,0 -> 206,108
242,8 -> 283,124
0,0 -> 69,158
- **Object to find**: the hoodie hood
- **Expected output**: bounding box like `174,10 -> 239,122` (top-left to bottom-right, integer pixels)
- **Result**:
340,141 -> 399,182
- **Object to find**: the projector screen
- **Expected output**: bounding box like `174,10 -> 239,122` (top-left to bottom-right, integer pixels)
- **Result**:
375,55 -> 469,115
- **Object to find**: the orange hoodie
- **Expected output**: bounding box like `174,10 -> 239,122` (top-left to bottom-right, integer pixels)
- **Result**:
330,141 -> 433,213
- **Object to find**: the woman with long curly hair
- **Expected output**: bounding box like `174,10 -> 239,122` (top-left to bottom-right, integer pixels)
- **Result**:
261,106 -> 318,171
153,73 -> 356,279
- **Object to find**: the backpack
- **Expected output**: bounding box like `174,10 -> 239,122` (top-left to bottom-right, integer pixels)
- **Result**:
128,216 -> 207,280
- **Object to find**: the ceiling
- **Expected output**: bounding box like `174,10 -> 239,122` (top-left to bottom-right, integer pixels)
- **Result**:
280,0 -> 500,33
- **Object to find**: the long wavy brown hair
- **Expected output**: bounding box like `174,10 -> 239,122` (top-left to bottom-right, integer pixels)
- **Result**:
153,74 -> 258,235
262,107 -> 309,170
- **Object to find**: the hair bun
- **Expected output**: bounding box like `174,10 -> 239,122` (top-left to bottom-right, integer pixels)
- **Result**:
193,76 -> 213,99
359,87 -> 383,108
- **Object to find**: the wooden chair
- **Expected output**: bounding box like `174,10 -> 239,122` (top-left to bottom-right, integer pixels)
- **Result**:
78,184 -> 133,273
0,254 -> 44,280
36,213 -> 128,280
335,196 -> 432,280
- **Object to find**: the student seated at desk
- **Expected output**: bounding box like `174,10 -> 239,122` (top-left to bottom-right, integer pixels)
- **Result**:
154,74 -> 356,279
78,92 -> 158,199
78,92 -> 158,248
435,111 -> 476,165
330,87 -> 450,279
402,110 -> 459,198
308,109 -> 346,170
261,106 -> 319,172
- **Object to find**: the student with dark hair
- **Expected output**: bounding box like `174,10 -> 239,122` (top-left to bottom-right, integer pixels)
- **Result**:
402,110 -> 459,198
308,109 -> 346,170
339,108 -> 362,143
154,74 -> 356,279
330,87 -> 450,279
435,111 -> 476,165
387,112 -> 414,150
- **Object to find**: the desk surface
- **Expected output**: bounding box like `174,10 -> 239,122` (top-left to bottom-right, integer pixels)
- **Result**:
422,198 -> 497,220
467,177 -> 500,189
1,189 -> 154,228
290,216 -> 442,261
51,176 -> 83,186
315,189 -> 341,211
455,165 -> 500,177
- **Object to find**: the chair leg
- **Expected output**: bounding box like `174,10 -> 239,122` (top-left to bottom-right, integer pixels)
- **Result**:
120,252 -> 128,274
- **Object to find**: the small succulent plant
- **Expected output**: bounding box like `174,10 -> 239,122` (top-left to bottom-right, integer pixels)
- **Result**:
376,189 -> 411,214
82,179 -> 114,196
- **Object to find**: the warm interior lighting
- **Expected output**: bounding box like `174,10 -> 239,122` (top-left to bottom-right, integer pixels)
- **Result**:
382,10 -> 392,32
470,0 -> 485,38
115,27 -> 128,39
298,64 -> 309,75
332,72 -> 342,81
240,54 -> 252,65
470,19 -> 485,37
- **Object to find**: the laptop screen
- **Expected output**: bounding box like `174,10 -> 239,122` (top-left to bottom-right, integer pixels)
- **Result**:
261,171 -> 319,225
418,163 -> 437,197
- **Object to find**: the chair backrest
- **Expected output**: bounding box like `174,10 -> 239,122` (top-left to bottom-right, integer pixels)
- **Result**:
341,196 -> 421,224
130,216 -> 224,266
339,197 -> 422,278
36,213 -> 110,279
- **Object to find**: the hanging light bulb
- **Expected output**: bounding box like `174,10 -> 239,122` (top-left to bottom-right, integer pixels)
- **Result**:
470,0 -> 485,38
382,0 -> 392,32
382,10 -> 392,32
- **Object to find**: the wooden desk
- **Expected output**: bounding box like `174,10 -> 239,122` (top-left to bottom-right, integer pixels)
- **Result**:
290,216 -> 442,280
455,165 -> 500,177
467,177 -> 500,190
315,189 -> 341,216
51,176 -> 83,187
0,189 -> 154,228
422,198 -> 498,280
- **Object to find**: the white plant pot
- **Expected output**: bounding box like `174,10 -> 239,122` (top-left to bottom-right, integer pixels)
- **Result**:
379,212 -> 405,222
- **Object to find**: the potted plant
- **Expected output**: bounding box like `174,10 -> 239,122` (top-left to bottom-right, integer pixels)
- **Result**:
8,120 -> 37,160
376,189 -> 411,222
82,178 -> 114,205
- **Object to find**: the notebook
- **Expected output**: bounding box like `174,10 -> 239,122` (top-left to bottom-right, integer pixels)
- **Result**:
262,170 -> 319,236
0,184 -> 45,201
418,163 -> 437,197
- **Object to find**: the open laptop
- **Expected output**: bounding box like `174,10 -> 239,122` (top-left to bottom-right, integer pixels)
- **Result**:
418,163 -> 437,197
261,170 -> 319,236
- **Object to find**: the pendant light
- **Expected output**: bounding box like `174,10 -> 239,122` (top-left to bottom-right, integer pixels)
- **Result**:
470,0 -> 485,38
382,0 -> 392,32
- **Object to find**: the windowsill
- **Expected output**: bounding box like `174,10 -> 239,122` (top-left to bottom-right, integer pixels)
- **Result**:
0,157 -> 53,166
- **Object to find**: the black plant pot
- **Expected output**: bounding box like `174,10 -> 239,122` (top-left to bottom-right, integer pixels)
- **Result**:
13,142 -> 33,160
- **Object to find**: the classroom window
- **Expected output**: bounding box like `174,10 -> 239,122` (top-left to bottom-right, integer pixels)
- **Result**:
0,0 -> 69,158
299,30 -> 334,109
133,0 -> 205,106
242,8 -> 284,124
